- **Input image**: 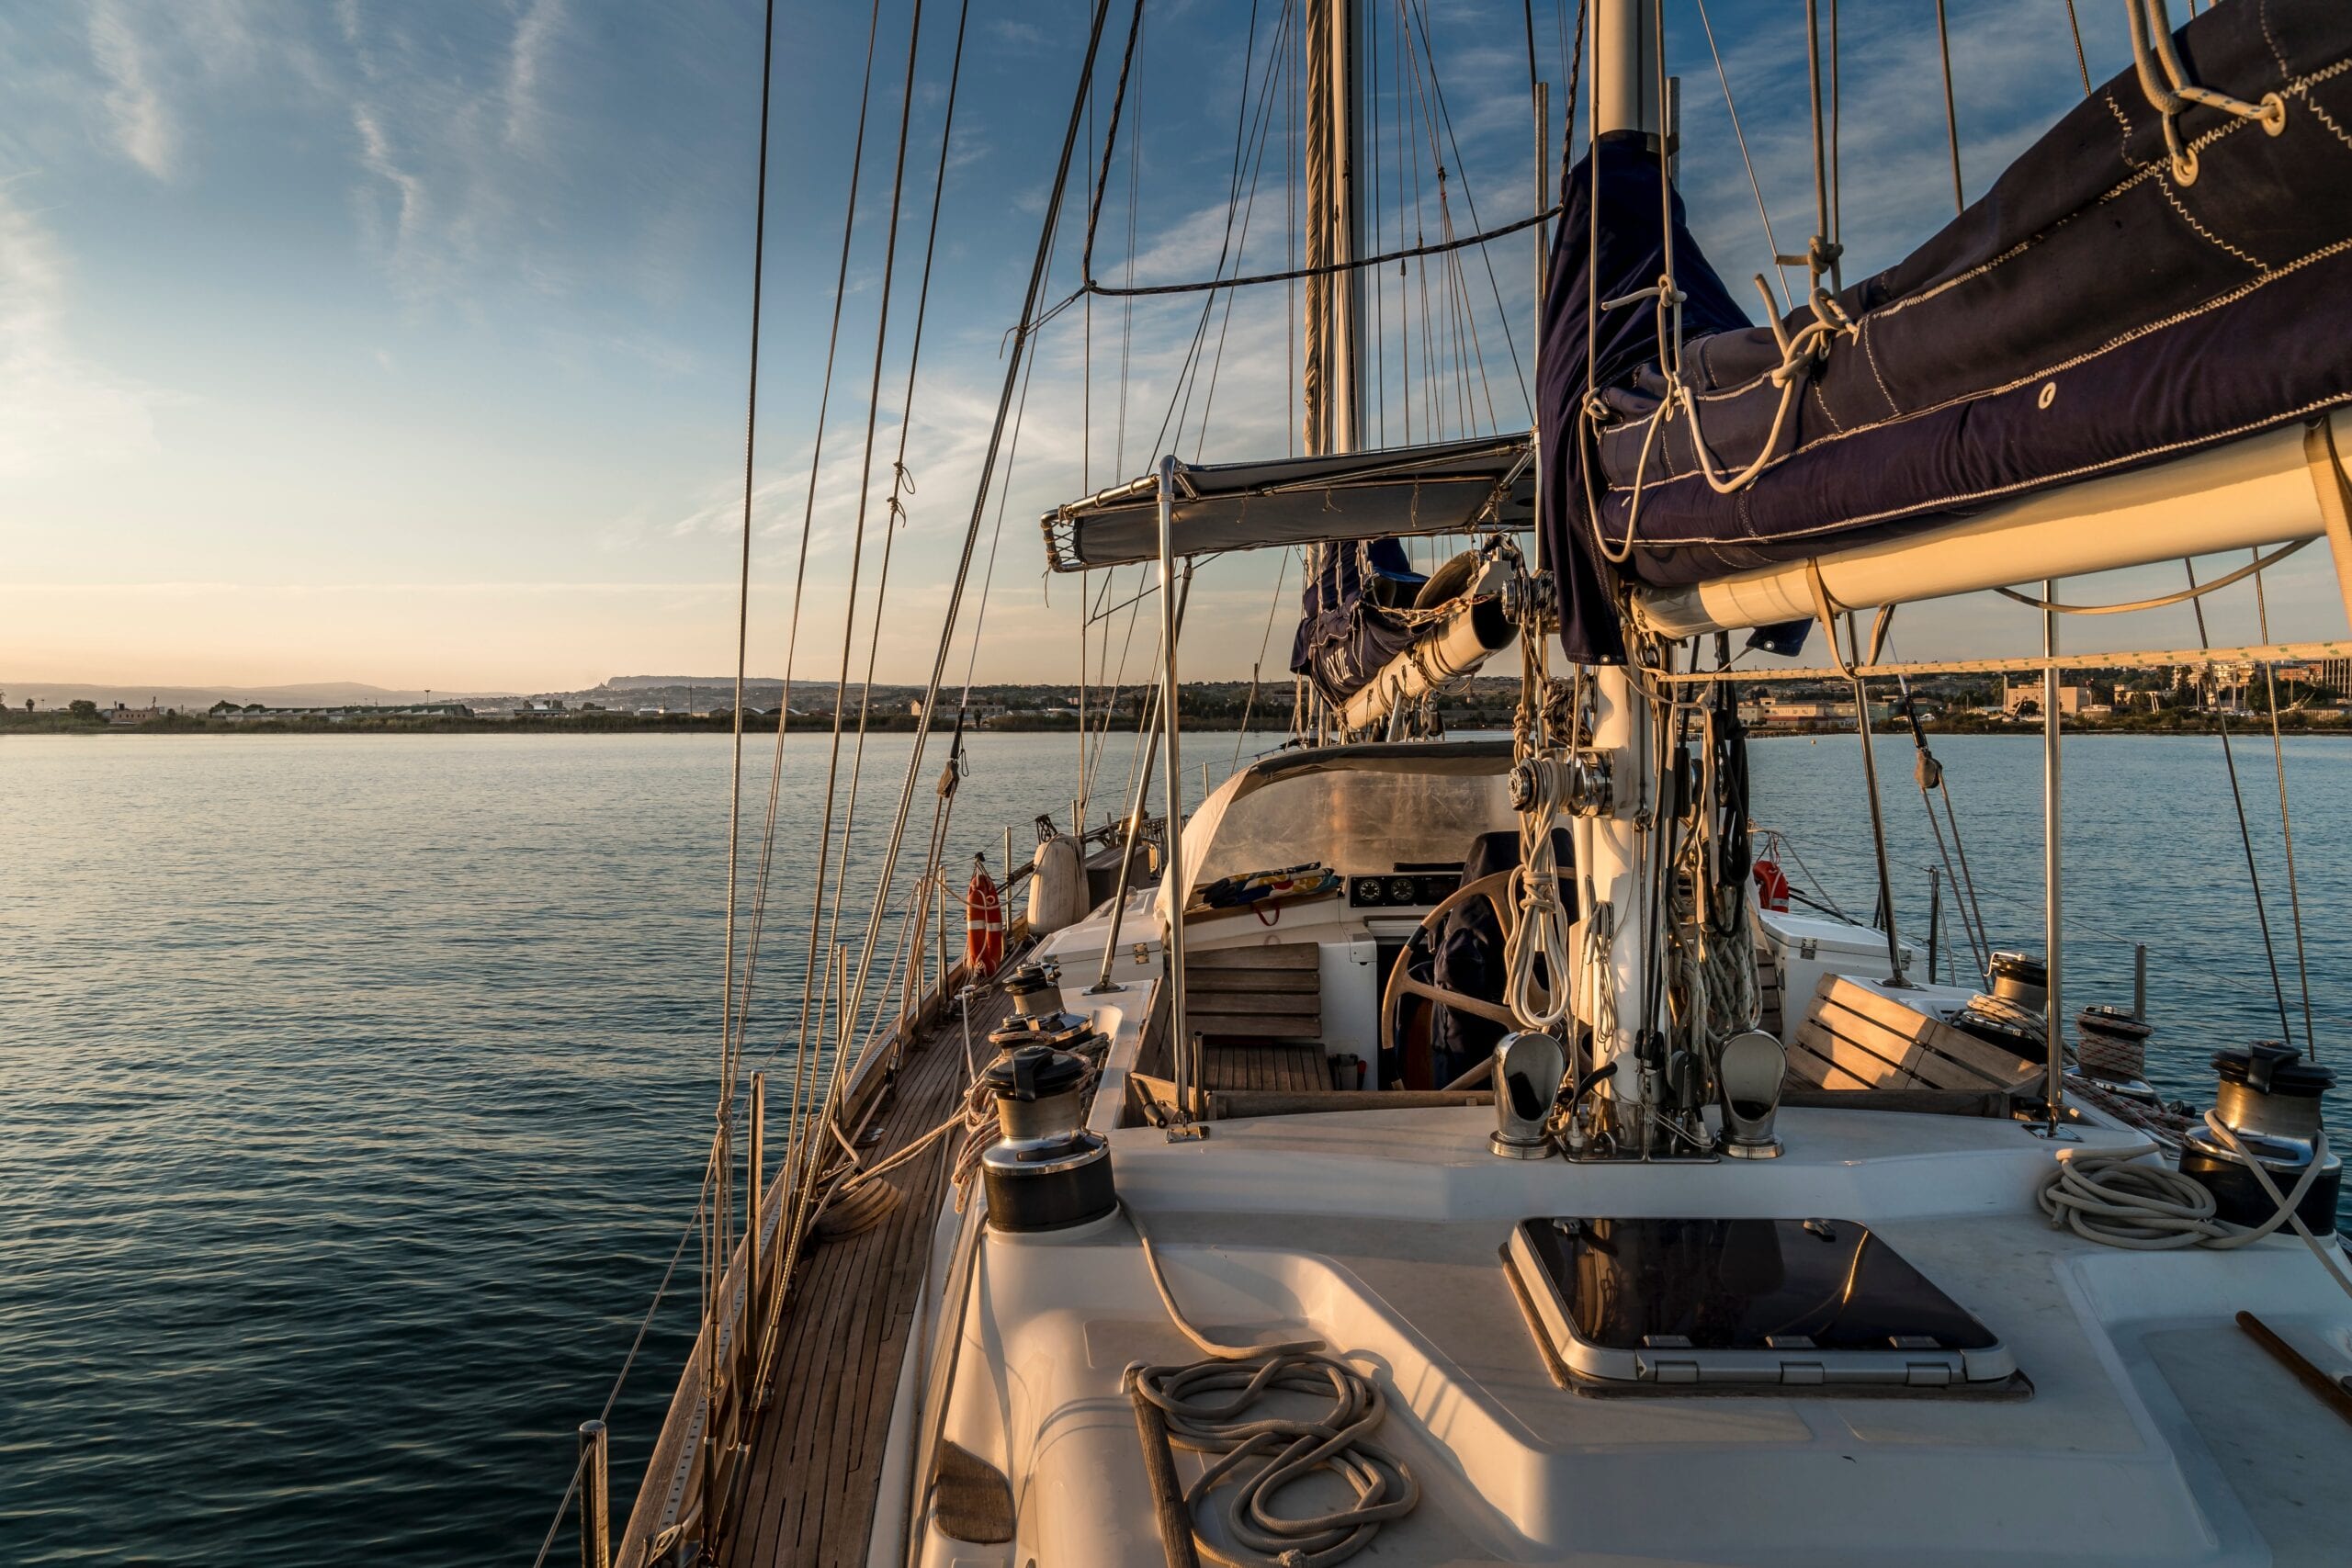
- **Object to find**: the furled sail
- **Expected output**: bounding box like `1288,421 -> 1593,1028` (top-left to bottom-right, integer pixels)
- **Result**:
1291,537 -> 1430,708
1539,0 -> 2352,663
1038,435 -> 1532,728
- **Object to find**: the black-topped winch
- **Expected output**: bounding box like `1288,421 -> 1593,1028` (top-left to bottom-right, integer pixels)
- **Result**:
978,1043 -> 1115,1232
986,965 -> 1100,1057
1003,959 -> 1067,1019
984,1010 -> 1100,1058
1986,952 -> 2048,1011
2178,1041 -> 2340,1230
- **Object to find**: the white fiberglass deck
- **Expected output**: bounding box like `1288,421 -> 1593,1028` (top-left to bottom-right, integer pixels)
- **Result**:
903,1101 -> 2352,1568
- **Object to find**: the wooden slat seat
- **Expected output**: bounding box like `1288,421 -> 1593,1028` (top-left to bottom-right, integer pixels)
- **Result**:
1187,943 -> 1322,1042
1200,1042 -> 1329,1093
1786,974 -> 2040,1095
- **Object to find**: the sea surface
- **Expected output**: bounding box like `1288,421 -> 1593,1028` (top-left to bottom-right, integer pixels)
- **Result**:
1,728 -> 2346,1565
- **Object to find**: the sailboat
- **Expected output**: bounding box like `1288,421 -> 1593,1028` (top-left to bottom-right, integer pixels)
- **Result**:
563,2 -> 2352,1563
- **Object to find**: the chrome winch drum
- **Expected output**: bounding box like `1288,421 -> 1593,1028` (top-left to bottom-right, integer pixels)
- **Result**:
1986,952 -> 2048,1013
1002,959 -> 1068,1020
2177,1041 -> 2339,1231
979,1043 -> 1115,1233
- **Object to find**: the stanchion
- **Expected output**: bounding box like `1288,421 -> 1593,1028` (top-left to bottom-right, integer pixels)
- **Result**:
577,1420 -> 610,1568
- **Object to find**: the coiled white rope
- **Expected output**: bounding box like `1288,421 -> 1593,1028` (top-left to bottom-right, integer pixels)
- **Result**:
2036,1117 -> 2352,1303
1124,1203 -> 1419,1568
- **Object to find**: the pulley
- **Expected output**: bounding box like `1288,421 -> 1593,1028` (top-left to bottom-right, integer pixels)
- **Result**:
1509,750 -> 1615,818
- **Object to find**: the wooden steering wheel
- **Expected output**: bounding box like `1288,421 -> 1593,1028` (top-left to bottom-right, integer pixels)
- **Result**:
1379,870 -> 1521,1088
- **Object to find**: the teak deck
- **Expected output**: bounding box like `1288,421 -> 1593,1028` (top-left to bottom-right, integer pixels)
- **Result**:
717,980 -> 1007,1567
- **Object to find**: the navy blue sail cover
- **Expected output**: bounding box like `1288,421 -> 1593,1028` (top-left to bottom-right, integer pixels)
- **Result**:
1290,538 -> 1427,705
1539,0 -> 2352,663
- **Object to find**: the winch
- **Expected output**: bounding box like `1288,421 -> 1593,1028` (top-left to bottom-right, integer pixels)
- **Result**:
1002,959 -> 1068,1019
978,1043 -> 1116,1232
2178,1041 -> 2339,1231
984,1009 -> 1100,1059
987,960 -> 1100,1058
1986,952 -> 2048,1011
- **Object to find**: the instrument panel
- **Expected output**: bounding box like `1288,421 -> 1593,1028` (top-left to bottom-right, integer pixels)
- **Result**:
1345,869 -> 1462,908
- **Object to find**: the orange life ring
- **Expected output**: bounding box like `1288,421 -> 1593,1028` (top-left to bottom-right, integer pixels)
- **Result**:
964,857 -> 1004,974
1752,858 -> 1791,913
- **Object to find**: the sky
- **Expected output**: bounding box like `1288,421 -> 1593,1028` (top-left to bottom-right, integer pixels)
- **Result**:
2,0 -> 2341,695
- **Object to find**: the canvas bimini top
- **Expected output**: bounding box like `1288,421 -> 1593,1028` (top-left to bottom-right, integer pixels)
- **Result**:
1038,432 -> 1534,573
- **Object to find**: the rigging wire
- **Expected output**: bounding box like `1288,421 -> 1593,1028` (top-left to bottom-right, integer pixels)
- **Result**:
2182,556 -> 2298,1047
1148,0 -> 1297,463
1404,0 -> 1531,412
1064,144 -> 1559,299
1691,0 -> 1792,310
847,0 -> 1116,918
1233,548 -> 1295,769
1176,0 -> 1285,457
2064,0 -> 2095,96
1991,541 -> 2312,614
815,0 -> 936,1062
735,0 -> 888,1241
714,0 -> 782,1359
1934,0 -> 1964,214
2246,551 -> 2319,1060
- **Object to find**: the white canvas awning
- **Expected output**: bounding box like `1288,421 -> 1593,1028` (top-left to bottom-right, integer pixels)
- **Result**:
1041,434 -> 1535,572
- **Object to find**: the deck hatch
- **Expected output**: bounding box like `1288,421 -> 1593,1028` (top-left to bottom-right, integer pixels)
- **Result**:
1507,1218 -> 2016,1388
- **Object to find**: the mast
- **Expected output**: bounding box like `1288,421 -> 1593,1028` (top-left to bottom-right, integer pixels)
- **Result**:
1303,0 -> 1364,457
1572,0 -> 1664,1140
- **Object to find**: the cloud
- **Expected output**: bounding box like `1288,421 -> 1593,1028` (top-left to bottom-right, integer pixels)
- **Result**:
350,104 -> 427,265
87,1 -> 175,177
989,18 -> 1047,53
503,0 -> 565,150
0,179 -> 157,479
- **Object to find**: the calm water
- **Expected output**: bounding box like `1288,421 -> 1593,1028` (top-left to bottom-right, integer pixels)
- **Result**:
1,728 -> 2345,1564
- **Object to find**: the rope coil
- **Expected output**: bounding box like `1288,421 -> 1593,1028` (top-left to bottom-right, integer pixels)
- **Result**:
1129,1352 -> 1419,1568
1124,1204 -> 1418,1568
1505,758 -> 1575,1031
2035,1118 -> 2352,1304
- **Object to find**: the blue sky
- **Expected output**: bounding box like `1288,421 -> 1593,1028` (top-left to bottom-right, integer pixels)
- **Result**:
3,0 -> 2338,693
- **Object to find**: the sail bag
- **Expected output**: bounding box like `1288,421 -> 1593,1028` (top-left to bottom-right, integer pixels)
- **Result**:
1539,0 -> 2352,662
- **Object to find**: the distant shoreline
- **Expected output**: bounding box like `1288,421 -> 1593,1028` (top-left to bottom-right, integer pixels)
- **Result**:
5,713 -> 2343,739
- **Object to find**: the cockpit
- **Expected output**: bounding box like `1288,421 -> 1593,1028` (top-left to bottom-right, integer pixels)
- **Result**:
1036,739 -> 1584,1115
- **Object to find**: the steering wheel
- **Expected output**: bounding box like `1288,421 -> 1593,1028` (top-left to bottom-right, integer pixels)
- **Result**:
1379,871 -> 1521,1089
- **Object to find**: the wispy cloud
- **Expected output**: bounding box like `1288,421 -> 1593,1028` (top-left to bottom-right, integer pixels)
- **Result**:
87,0 -> 175,178
350,104 -> 427,274
0,178 -> 157,479
988,18 -> 1047,53
503,0 -> 566,151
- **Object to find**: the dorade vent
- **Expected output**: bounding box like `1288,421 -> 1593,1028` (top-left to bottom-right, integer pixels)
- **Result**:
928,1439 -> 1013,1543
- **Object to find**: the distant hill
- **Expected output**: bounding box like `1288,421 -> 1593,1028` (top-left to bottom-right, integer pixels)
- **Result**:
2,681 -> 518,711
601,675 -> 778,691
